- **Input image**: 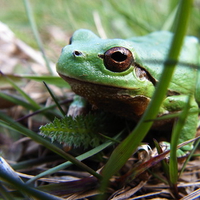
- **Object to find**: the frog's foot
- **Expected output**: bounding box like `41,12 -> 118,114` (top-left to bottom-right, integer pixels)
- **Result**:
67,95 -> 89,117
158,142 -> 190,158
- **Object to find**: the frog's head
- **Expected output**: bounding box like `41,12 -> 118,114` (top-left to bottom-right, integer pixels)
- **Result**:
57,29 -> 155,97
57,29 -> 155,118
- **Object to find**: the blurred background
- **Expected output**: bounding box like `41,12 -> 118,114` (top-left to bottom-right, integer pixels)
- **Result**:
1,0 -> 199,63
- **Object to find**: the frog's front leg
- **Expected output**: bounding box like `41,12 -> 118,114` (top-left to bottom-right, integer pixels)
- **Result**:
67,95 -> 88,117
162,95 -> 199,156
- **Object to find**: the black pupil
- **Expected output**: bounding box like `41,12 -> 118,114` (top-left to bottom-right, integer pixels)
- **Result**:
74,51 -> 82,56
111,51 -> 127,62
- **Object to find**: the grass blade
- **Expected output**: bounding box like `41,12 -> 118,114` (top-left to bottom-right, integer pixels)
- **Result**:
0,112 -> 102,180
26,132 -> 122,184
23,0 -> 53,75
100,0 -> 193,192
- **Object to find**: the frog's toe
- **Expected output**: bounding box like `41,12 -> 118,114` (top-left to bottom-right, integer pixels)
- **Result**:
158,142 -> 190,158
176,149 -> 190,158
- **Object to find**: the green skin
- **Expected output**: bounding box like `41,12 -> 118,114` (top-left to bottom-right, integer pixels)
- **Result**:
57,29 -> 200,155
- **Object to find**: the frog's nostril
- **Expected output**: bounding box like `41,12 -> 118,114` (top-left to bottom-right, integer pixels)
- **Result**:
73,50 -> 83,57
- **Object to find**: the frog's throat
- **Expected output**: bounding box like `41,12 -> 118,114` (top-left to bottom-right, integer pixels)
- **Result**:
59,73 -> 151,119
59,73 -> 176,129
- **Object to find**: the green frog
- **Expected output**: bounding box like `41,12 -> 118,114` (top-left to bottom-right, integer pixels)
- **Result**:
56,29 -> 200,155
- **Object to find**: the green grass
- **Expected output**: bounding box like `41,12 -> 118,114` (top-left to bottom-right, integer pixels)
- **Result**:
1,0 -> 199,62
1,0 -> 199,44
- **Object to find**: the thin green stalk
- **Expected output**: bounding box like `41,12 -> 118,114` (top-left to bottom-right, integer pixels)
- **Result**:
180,137 -> 200,176
26,132 -> 122,184
43,81 -> 66,117
100,0 -> 193,192
169,96 -> 191,187
1,72 -> 40,109
23,0 -> 53,75
167,0 -> 193,189
0,113 -> 102,180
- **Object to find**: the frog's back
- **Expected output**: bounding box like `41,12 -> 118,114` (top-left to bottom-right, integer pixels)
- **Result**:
196,63 -> 200,105
128,31 -> 200,103
194,35 -> 200,105
182,34 -> 200,105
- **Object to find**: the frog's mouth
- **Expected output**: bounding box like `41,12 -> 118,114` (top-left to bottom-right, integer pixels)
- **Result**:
58,73 -> 151,119
58,63 -> 157,97
58,73 -> 132,94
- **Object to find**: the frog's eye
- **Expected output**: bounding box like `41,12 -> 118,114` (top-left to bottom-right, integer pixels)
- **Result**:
102,47 -> 133,72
